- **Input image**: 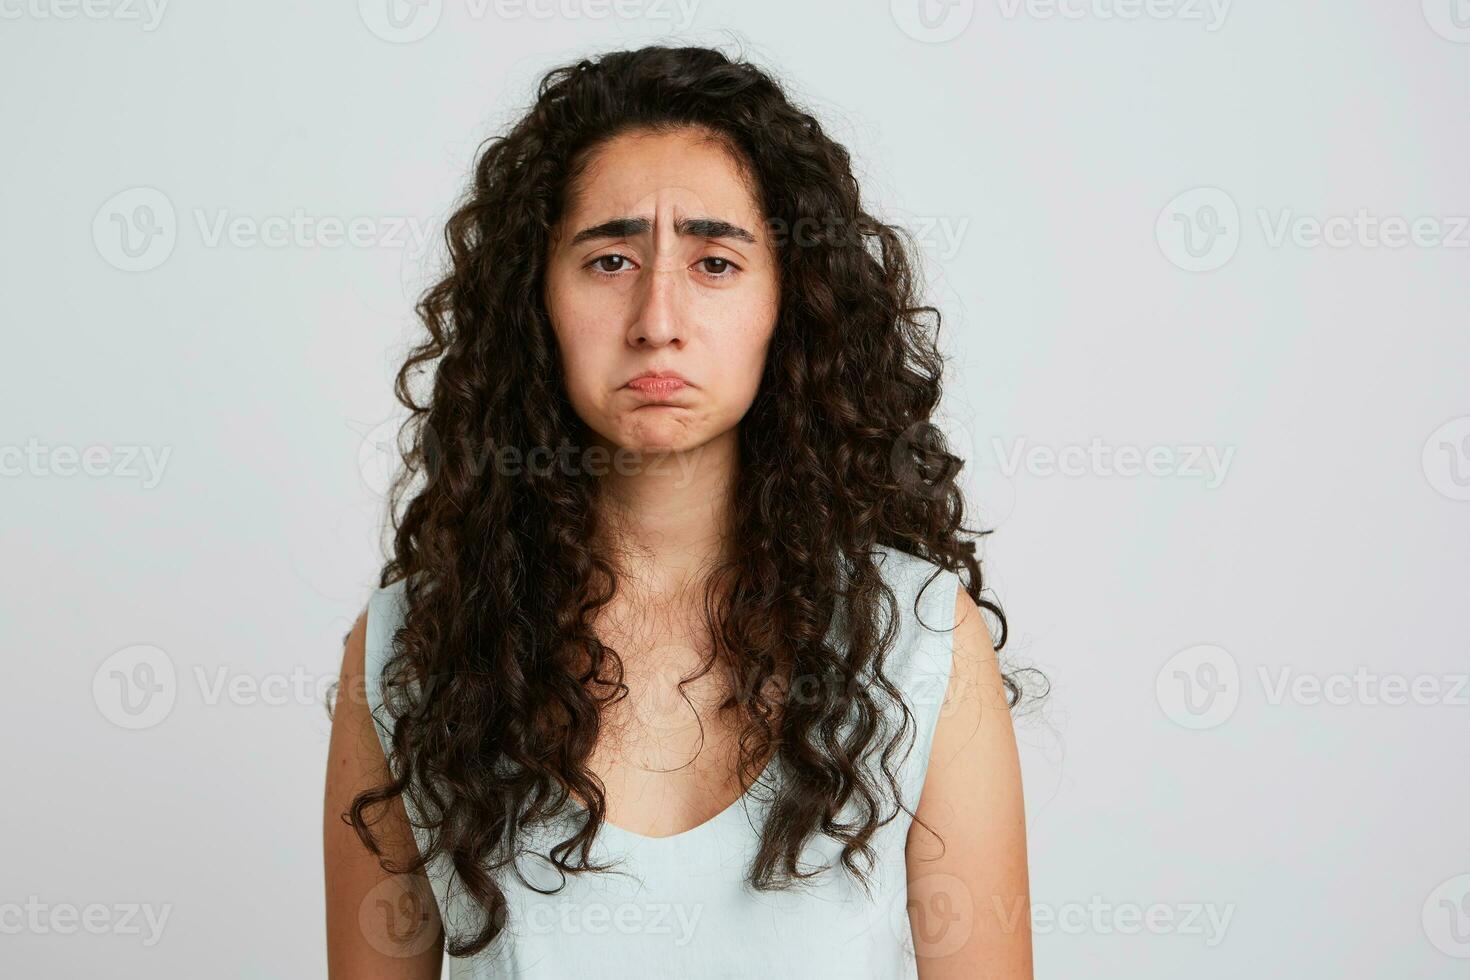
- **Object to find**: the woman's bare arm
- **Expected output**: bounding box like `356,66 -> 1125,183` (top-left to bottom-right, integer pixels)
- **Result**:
324,608 -> 444,979
906,585 -> 1033,979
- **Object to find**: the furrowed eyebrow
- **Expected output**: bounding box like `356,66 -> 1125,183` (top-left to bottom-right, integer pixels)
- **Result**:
567,215 -> 758,247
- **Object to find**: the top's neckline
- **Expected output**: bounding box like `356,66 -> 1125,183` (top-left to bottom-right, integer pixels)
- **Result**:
554,546 -> 911,846
566,752 -> 782,846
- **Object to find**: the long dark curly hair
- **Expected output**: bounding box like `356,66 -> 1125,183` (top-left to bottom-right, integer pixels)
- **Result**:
344,41 -> 1042,958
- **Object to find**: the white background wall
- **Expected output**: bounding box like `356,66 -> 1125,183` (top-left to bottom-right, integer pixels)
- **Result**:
3,1 -> 1467,976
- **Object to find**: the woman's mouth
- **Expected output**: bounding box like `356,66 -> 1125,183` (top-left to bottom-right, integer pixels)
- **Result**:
625,377 -> 688,398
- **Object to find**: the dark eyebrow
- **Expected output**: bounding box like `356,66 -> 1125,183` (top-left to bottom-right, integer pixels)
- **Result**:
567,215 -> 758,247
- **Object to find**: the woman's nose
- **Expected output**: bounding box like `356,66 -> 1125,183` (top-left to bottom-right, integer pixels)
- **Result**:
629,264 -> 683,347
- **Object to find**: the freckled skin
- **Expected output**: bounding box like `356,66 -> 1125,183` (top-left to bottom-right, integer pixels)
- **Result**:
543,128 -> 781,458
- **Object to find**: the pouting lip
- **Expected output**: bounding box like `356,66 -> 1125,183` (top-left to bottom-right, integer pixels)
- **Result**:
623,369 -> 693,387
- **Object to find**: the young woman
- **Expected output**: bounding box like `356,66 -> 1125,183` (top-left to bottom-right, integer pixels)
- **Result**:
324,43 -> 1035,979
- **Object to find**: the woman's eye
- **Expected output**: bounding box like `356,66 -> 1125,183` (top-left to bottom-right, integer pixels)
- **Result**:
590,254 -> 632,276
698,256 -> 737,278
586,254 -> 738,279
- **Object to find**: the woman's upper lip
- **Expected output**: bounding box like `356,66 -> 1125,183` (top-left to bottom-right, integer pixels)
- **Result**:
625,369 -> 692,386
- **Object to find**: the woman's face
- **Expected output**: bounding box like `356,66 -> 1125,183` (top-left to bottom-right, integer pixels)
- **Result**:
544,127 -> 781,457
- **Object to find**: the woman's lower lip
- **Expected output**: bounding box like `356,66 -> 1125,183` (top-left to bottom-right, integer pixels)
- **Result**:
626,378 -> 687,396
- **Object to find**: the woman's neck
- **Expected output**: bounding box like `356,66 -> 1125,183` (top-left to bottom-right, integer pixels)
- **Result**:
591,430 -> 740,596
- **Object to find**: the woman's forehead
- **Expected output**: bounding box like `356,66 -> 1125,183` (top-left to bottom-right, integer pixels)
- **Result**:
563,131 -> 761,227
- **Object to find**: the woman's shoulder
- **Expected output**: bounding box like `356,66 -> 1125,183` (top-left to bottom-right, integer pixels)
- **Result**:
360,577 -> 418,762
876,546 -> 963,702
870,542 -> 964,640
363,577 -> 409,674
849,544 -> 967,815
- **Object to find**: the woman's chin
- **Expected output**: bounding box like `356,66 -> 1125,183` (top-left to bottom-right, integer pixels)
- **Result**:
611,416 -> 705,455
622,435 -> 699,456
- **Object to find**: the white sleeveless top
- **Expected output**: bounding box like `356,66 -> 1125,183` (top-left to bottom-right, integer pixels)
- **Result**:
364,543 -> 960,978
